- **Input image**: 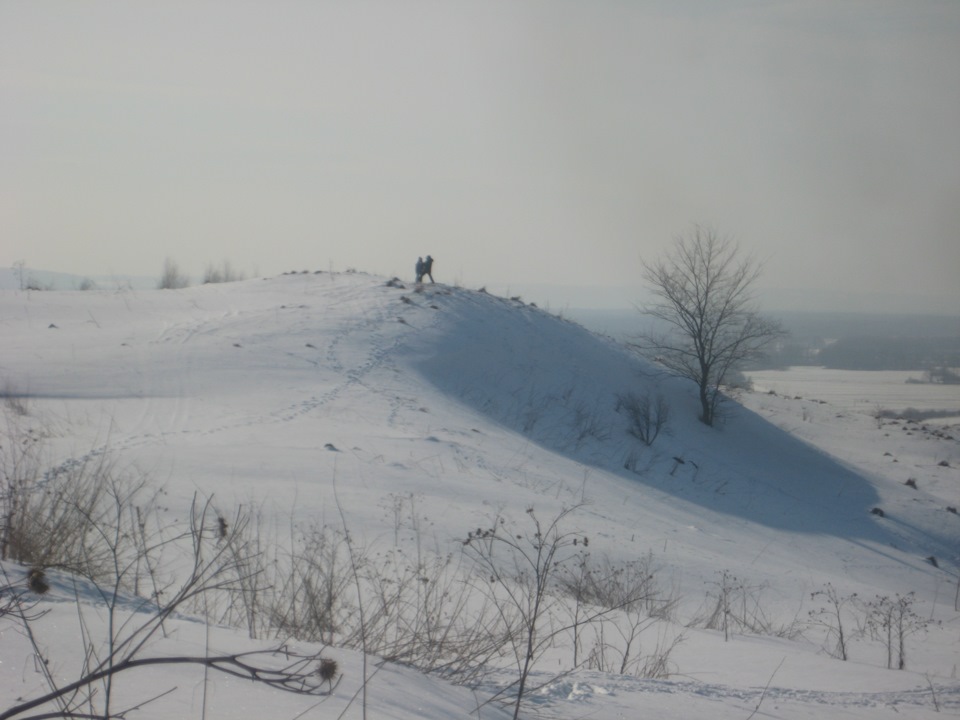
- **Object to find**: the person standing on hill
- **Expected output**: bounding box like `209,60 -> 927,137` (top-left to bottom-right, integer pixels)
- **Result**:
423,255 -> 434,283
415,257 -> 424,283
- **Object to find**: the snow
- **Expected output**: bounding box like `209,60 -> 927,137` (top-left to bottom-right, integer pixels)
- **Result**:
2,272 -> 958,719
747,367 -> 960,419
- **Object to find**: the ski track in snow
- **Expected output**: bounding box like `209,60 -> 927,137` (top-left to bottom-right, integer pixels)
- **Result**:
526,672 -> 960,713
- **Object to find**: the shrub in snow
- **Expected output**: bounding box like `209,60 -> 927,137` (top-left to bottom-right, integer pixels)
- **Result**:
157,257 -> 190,289
616,391 -> 670,447
202,259 -> 246,284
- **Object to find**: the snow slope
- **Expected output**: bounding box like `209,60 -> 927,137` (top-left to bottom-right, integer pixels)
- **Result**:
2,272 -> 958,719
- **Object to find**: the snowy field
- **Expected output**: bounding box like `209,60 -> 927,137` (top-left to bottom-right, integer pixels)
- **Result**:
747,367 -> 960,420
1,272 -> 958,719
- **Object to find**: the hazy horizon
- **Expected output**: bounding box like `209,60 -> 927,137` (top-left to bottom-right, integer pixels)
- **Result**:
3,1 -> 959,313
5,265 -> 960,320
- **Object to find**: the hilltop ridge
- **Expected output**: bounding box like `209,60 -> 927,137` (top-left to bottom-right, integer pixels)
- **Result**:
3,272 -> 955,582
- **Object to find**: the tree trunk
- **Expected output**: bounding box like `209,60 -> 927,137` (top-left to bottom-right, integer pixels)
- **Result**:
699,383 -> 713,426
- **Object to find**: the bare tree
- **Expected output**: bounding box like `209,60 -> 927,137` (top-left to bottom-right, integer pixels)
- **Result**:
637,226 -> 784,426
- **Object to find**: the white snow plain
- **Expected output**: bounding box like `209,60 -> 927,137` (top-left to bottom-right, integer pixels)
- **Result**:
1,271 -> 958,719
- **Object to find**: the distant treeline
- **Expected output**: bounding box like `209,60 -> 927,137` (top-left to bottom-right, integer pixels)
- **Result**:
755,335 -> 960,373
817,336 -> 960,371
874,406 -> 960,420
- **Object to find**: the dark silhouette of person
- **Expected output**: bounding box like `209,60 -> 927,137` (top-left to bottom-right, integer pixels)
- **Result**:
423,255 -> 434,283
415,257 -> 424,283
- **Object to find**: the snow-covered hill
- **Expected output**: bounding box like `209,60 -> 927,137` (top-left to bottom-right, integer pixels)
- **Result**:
2,272 -> 958,719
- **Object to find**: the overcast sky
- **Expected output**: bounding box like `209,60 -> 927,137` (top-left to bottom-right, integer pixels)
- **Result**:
3,1 -> 959,311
